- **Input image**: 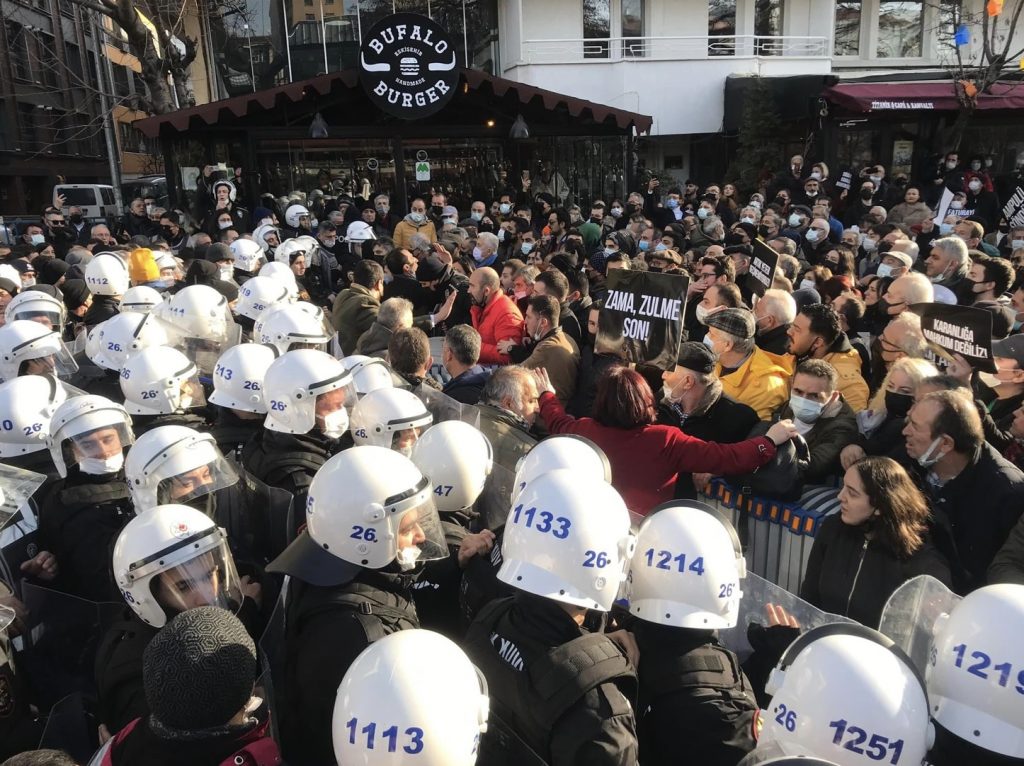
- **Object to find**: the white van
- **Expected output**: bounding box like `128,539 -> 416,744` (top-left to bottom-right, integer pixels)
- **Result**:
53,184 -> 121,220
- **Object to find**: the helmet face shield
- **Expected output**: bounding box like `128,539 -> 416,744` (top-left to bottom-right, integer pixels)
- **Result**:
13,333 -> 78,381
146,538 -> 244,619
10,308 -> 62,331
390,484 -> 447,571
63,421 -> 133,469
156,452 -> 239,507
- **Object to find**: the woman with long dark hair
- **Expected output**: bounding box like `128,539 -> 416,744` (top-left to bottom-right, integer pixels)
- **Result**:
533,366 -> 798,515
800,456 -> 951,627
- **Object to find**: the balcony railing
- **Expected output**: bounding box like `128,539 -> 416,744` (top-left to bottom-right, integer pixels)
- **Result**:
518,35 -> 832,65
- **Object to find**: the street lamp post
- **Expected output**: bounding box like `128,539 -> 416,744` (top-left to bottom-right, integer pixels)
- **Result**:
244,23 -> 256,93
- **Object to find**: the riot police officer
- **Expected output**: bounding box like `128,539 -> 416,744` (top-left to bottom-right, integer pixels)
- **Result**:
0,374 -> 70,479
95,503 -> 260,733
152,284 -> 239,375
349,387 -> 434,457
252,301 -> 333,355
234,275 -> 292,336
341,354 -> 396,398
266,446 -> 448,764
241,349 -> 356,520
627,501 -> 759,766
332,630 -> 490,766
83,253 -> 129,327
409,420 -> 495,638
464,468 -> 640,765
0,319 -> 78,383
74,311 -> 170,401
207,342 -> 278,464
118,345 -> 208,435
37,394 -> 135,601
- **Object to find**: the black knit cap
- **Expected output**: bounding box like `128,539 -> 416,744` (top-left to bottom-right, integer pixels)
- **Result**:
675,340 -> 716,372
143,606 -> 256,731
61,279 -> 91,311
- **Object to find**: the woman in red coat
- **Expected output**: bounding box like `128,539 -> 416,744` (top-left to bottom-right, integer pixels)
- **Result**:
533,366 -> 798,515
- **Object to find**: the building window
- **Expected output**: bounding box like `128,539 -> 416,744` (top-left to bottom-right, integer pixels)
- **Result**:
877,0 -> 923,58
582,0 -> 610,59
834,1 -> 862,56
621,0 -> 643,56
708,0 -> 736,56
754,0 -> 783,38
6,23 -> 33,81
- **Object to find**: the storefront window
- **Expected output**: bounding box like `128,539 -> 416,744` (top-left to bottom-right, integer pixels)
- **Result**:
583,0 -> 611,59
708,0 -> 736,56
877,0 -> 923,58
834,1 -> 861,56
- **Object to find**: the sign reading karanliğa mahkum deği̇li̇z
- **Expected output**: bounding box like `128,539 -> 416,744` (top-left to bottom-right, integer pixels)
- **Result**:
358,13 -> 460,120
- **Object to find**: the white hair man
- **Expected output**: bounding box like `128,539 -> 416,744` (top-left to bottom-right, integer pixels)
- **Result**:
753,289 -> 797,356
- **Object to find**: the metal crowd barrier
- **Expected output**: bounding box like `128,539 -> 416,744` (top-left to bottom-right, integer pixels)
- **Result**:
698,478 -> 842,592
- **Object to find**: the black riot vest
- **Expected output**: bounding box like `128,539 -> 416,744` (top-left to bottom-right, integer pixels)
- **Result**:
466,596 -> 637,763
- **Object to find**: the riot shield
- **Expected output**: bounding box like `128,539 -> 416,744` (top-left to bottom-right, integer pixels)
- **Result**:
1,500 -> 40,602
878,574 -> 961,675
415,386 -> 481,429
257,584 -> 288,745
38,692 -> 98,763
427,335 -> 452,386
719,572 -> 856,662
17,582 -> 122,711
477,463 -> 516,531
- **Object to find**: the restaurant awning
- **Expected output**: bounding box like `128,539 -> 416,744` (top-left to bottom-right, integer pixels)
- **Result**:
823,81 -> 1024,113
135,68 -> 653,138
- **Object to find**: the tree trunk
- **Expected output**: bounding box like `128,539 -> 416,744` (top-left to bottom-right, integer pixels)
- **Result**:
945,106 -> 975,151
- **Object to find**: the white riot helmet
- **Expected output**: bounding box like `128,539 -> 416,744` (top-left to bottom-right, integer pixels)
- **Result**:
212,179 -> 236,202
513,435 -> 611,503
153,284 -> 234,342
341,355 -> 395,397
235,276 -> 293,322
927,583 -> 1024,757
85,252 -> 130,296
758,624 -> 932,766
410,421 -> 493,512
252,223 -> 281,253
498,469 -> 634,612
5,290 -> 66,331
88,312 -> 171,372
119,285 -> 164,315
350,388 -> 433,455
125,425 -> 239,512
47,395 -> 134,478
275,237 -> 311,265
253,303 -> 332,354
0,319 -> 78,382
258,262 -> 300,299
346,220 -> 377,242
269,446 -> 447,582
0,375 -> 68,457
119,346 -> 205,416
229,238 -> 266,274
112,504 -> 244,627
627,502 -> 745,629
208,343 -> 279,414
263,349 -> 356,435
285,204 -> 311,229
333,630 -> 489,766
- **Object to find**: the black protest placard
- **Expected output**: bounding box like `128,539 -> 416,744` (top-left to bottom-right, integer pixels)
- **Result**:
597,270 -> 689,371
910,302 -> 996,372
746,240 -> 779,298
1004,185 -> 1024,228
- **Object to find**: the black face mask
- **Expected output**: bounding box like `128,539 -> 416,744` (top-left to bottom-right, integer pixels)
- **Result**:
884,390 -> 914,418
758,225 -> 772,238
431,206 -> 443,216
162,225 -> 176,237
860,189 -> 874,201
724,232 -> 745,246
69,214 -> 83,225
625,203 -> 639,215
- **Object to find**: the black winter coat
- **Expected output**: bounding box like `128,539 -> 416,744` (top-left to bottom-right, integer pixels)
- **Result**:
800,514 -> 952,627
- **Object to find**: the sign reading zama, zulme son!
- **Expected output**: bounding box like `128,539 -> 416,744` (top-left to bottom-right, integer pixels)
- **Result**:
358,13 -> 460,119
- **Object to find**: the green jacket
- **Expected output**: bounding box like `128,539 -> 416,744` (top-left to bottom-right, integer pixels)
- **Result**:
332,283 -> 379,356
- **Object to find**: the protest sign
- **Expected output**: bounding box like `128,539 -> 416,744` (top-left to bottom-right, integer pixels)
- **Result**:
1004,184 -> 1024,228
747,240 -> 779,298
910,302 -> 996,373
835,170 -> 853,191
597,270 -> 688,371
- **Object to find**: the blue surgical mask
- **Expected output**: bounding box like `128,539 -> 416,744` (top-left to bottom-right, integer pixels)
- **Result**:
939,223 -> 954,236
610,207 -> 623,218
741,217 -> 755,225
473,246 -> 484,262
805,229 -> 820,243
30,234 -> 45,245
410,212 -> 425,224
697,208 -> 710,220
499,203 -> 512,215
471,211 -> 483,222
521,242 -> 534,255
604,246 -> 616,256
702,334 -> 717,353
1010,239 -> 1024,251
654,243 -> 668,252
789,393 -> 825,424
788,213 -> 802,228
638,240 -> 650,252
667,198 -> 680,209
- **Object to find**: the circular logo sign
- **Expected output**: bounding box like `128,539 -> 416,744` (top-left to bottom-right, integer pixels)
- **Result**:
358,13 -> 459,120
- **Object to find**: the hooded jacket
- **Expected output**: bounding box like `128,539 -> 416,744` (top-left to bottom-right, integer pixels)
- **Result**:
391,214 -> 437,250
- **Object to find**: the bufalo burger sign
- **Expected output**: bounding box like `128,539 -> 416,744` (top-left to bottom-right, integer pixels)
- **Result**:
359,13 -> 459,119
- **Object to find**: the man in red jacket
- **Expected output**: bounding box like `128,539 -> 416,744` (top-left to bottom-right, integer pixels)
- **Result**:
468,266 -> 525,365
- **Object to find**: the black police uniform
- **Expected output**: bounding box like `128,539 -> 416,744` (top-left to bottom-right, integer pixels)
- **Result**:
459,524 -> 516,633
632,621 -> 758,766
36,468 -> 134,602
465,592 -> 639,766
277,569 -> 419,765
927,723 -> 1023,766
209,409 -> 264,467
241,428 -> 341,536
67,354 -> 125,403
412,510 -> 473,639
129,410 -> 209,438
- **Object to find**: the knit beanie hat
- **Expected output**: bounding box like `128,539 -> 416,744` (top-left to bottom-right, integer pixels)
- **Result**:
143,606 -> 256,731
61,279 -> 91,311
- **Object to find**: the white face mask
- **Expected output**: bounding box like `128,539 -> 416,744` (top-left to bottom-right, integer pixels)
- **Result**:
876,263 -> 894,279
320,407 -> 349,439
21,277 -> 36,288
789,393 -> 825,424
497,228 -> 507,242
219,266 -> 234,281
917,436 -> 946,468
396,545 -> 422,570
79,452 -> 124,475
218,220 -> 233,230
695,304 -> 712,325
799,279 -> 816,291
978,371 -> 1003,390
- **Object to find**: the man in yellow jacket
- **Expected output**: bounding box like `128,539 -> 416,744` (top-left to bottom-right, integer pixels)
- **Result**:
782,302 -> 870,412
705,308 -> 791,421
